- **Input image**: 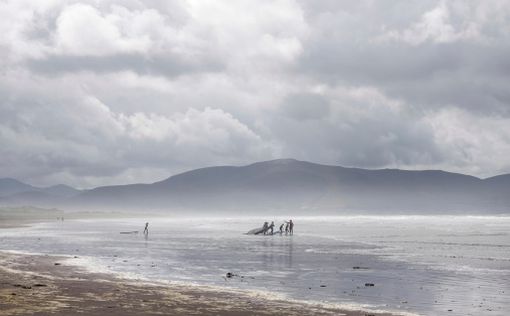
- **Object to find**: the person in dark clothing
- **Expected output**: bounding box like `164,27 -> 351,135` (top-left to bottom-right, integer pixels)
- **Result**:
262,221 -> 269,235
289,219 -> 294,235
279,223 -> 285,234
268,221 -> 275,234
285,221 -> 289,234
143,222 -> 149,235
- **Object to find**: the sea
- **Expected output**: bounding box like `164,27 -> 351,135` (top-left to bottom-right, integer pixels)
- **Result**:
1,215 -> 509,315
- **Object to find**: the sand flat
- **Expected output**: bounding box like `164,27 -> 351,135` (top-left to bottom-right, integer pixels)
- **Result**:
0,251 -> 397,316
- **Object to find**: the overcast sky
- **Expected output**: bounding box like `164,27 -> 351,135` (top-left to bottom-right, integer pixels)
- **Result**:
1,0 -> 510,188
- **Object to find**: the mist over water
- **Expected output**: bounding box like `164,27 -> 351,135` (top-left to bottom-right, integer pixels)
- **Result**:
1,215 -> 509,315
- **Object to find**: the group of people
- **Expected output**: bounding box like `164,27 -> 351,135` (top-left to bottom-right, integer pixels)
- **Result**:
141,221 -> 294,236
261,219 -> 294,235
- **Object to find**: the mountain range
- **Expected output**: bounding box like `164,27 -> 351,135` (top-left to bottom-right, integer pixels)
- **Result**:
1,159 -> 509,214
0,178 -> 79,200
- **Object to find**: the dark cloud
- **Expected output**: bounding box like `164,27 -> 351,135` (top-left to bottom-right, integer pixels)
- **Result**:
281,93 -> 330,121
270,89 -> 443,169
300,41 -> 510,115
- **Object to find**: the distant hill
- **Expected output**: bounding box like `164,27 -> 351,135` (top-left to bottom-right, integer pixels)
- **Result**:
0,178 -> 38,197
2,159 -> 509,214
43,184 -> 80,198
71,159 -> 509,214
0,179 -> 80,205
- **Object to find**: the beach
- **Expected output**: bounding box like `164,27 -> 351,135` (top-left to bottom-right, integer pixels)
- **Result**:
2,1 -> 509,315
0,250 -> 394,316
1,214 -> 509,315
0,214 -> 401,316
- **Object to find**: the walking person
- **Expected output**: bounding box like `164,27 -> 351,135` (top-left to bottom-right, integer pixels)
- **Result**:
143,222 -> 149,235
279,223 -> 285,234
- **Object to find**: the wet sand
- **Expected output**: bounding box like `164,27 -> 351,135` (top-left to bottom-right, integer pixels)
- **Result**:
0,219 -> 39,229
0,207 -> 62,229
0,251 -> 398,316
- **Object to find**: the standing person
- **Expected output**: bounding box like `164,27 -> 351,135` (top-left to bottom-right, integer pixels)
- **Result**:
262,222 -> 269,235
289,219 -> 294,235
279,223 -> 285,234
268,221 -> 275,235
143,222 -> 149,235
285,221 -> 289,235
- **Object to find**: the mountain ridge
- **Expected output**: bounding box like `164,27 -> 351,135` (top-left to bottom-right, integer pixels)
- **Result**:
0,178 -> 80,199
1,159 -> 509,214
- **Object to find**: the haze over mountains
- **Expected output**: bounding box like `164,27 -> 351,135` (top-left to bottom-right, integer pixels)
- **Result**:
1,159 -> 509,214
0,178 -> 79,201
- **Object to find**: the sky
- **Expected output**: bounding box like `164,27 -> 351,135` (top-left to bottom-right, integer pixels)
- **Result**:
1,0 -> 510,188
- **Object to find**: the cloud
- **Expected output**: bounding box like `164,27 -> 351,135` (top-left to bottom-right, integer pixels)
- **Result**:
0,70 -> 273,187
0,93 -> 273,187
280,93 -> 330,121
55,4 -> 150,56
270,85 -> 442,169
1,0 -> 510,187
298,0 -> 510,115
27,54 -> 222,77
378,1 -> 480,45
425,107 -> 510,177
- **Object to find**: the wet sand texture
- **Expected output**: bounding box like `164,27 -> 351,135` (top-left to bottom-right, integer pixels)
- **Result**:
0,252 -> 397,316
